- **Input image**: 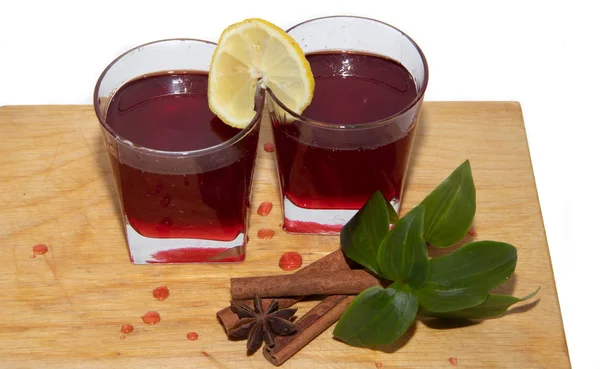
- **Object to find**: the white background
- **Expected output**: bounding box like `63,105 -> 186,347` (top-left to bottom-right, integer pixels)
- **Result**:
1,0 -> 599,367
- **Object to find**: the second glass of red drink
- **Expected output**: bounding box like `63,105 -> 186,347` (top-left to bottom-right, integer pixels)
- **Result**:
267,16 -> 429,234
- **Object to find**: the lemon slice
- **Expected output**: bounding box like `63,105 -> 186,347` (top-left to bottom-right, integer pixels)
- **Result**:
208,18 -> 315,128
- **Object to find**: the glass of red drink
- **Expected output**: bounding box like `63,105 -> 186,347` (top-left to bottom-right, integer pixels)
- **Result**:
94,39 -> 264,264
267,16 -> 428,234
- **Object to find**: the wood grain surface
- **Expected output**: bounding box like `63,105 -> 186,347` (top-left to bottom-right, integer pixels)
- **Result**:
0,103 -> 570,368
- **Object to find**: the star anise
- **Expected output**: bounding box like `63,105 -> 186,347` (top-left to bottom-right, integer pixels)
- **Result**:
229,294 -> 297,353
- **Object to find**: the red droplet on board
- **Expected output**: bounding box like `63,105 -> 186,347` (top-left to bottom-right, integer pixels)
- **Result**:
375,362 -> 383,369
257,229 -> 275,239
263,142 -> 275,152
257,201 -> 273,216
187,332 -> 199,341
120,324 -> 134,334
152,286 -> 170,301
467,227 -> 478,238
201,351 -> 210,357
33,244 -> 48,255
120,334 -> 126,340
141,311 -> 161,325
279,252 -> 303,271
29,254 -> 36,259
449,357 -> 458,366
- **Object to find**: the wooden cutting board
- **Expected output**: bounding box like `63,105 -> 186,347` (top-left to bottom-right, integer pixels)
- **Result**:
0,103 -> 570,368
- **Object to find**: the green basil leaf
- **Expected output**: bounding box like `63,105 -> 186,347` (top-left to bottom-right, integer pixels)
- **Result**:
340,191 -> 390,275
333,282 -> 418,346
420,288 -> 539,319
415,241 -> 517,312
377,205 -> 429,288
420,160 -> 476,247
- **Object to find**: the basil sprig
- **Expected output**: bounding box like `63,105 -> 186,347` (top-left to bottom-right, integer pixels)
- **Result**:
334,160 -> 538,347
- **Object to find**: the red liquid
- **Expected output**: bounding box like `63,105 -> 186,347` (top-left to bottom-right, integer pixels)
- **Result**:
263,142 -> 275,152
32,244 -> 48,255
105,72 -> 259,261
152,286 -> 170,301
120,324 -> 134,334
257,201 -> 273,216
141,311 -> 161,325
279,252 -> 303,271
186,332 -> 199,341
257,229 -> 275,239
272,52 -> 419,210
149,247 -> 242,263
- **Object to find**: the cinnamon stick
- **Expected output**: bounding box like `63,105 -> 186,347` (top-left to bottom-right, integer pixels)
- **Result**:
230,270 -> 383,299
263,295 -> 355,366
217,249 -> 353,335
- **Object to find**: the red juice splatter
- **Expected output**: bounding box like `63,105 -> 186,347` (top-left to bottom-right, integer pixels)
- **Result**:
449,357 -> 458,366
279,252 -> 303,271
375,362 -> 383,369
29,254 -> 36,259
201,351 -> 210,357
120,334 -> 126,340
33,244 -> 48,255
257,201 -> 273,216
257,229 -> 275,239
272,52 -> 418,210
152,286 -> 170,301
468,227 -> 478,238
263,142 -> 275,152
120,324 -> 134,334
141,311 -> 161,325
187,332 -> 199,341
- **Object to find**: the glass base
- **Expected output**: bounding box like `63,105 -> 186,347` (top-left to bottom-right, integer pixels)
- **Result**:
125,218 -> 245,264
282,196 -> 400,235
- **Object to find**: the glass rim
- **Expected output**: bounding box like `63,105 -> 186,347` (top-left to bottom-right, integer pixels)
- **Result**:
269,15 -> 429,131
93,38 -> 265,158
